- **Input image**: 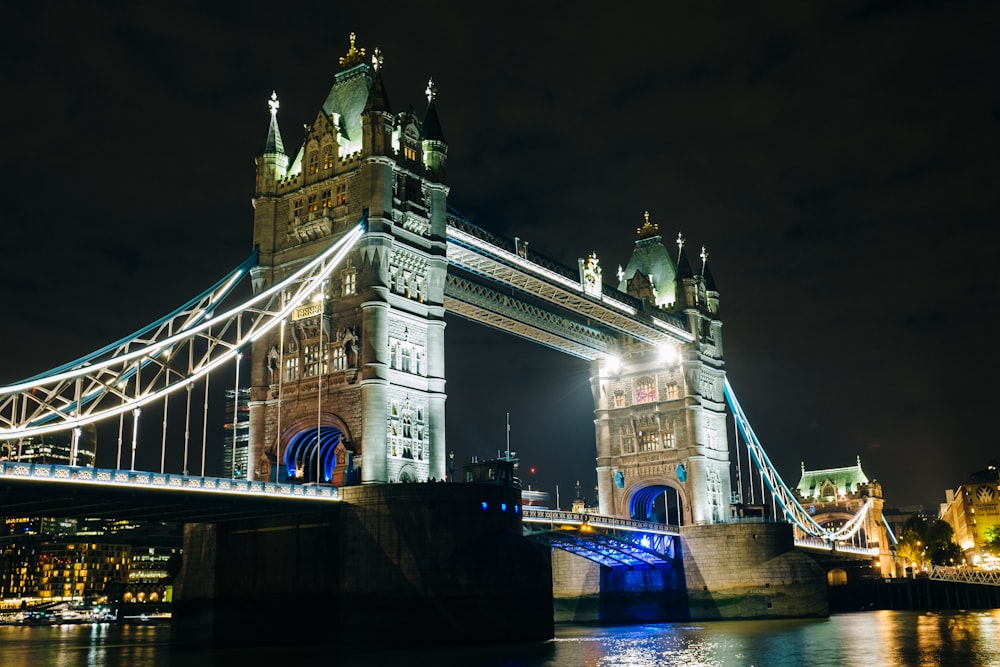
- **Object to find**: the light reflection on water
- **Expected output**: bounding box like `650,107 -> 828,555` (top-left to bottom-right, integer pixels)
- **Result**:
2,611 -> 1000,666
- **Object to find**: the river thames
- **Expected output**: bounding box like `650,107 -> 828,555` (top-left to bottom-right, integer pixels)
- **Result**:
2,609 -> 999,666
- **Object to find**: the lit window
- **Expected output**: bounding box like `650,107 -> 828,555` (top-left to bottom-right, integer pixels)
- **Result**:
635,377 -> 657,404
342,269 -> 356,296
308,194 -> 318,212
331,347 -> 346,371
322,189 -> 332,208
303,343 -> 326,377
404,145 -> 417,161
667,383 -> 679,400
638,431 -> 659,452
336,184 -> 347,205
308,151 -> 319,174
663,432 -> 676,448
322,147 -> 333,170
613,390 -> 625,408
284,357 -> 299,382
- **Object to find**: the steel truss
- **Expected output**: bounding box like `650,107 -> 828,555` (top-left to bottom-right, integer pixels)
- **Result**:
0,220 -> 365,439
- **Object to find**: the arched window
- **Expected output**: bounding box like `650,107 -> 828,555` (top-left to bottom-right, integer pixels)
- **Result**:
634,377 -> 657,404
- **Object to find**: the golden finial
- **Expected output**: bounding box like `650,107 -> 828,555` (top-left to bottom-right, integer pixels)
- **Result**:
636,210 -> 659,239
339,32 -> 367,69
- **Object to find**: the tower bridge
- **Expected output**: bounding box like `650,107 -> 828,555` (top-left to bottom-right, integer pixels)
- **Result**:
0,35 -> 891,646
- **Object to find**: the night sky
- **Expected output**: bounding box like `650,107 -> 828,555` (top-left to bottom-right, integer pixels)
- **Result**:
2,2 -> 997,510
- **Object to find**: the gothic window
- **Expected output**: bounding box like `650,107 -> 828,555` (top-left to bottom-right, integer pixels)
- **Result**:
414,351 -> 422,376
322,146 -> 333,170
635,377 -> 657,404
638,431 -> 659,452
622,428 -> 635,454
613,389 -> 626,408
336,183 -> 347,205
308,151 -> 319,175
401,347 -> 411,373
284,357 -> 299,382
402,414 -> 413,439
404,145 -> 417,161
663,431 -> 676,448
403,271 -> 412,298
321,189 -> 332,208
293,199 -> 303,218
342,268 -> 356,296
331,346 -> 346,371
667,383 -> 679,400
303,342 -> 326,377
389,341 -> 399,369
308,194 -> 318,212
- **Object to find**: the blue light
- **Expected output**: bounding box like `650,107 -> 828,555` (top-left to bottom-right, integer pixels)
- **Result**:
481,501 -> 488,510
640,535 -> 651,549
501,503 -> 507,512
514,505 -> 520,514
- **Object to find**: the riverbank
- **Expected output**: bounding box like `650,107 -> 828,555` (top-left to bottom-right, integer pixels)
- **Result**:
829,578 -> 1000,612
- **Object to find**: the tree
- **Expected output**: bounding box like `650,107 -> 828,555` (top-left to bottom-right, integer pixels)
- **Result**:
924,520 -> 963,566
895,515 -> 928,569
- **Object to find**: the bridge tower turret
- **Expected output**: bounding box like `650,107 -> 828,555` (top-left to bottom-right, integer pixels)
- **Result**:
246,34 -> 449,487
594,214 -> 731,525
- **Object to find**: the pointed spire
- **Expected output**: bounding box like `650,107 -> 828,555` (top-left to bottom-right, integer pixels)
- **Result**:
676,232 -> 685,263
675,242 -> 694,280
364,47 -> 392,113
264,91 -> 285,155
422,77 -> 446,142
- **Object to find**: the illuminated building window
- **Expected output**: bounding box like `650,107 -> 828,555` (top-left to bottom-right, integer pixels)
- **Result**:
336,184 -> 347,205
342,269 -> 356,296
331,346 -> 346,371
308,151 -> 319,174
634,377 -> 657,404
663,432 -> 676,448
303,343 -> 327,377
404,145 -> 417,161
322,189 -> 332,208
308,194 -> 318,212
285,357 -> 299,382
667,383 -> 679,400
613,390 -> 626,408
638,431 -> 659,452
322,147 -> 333,170
401,347 -> 411,373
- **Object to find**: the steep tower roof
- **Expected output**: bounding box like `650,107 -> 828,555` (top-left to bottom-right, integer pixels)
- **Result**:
319,33 -> 373,154
422,78 -> 446,142
263,91 -> 285,155
796,457 -> 870,499
617,212 -> 677,307
364,47 -> 392,113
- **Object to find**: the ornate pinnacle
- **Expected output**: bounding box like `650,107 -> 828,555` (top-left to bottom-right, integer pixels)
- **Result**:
676,232 -> 685,254
268,91 -> 280,116
425,77 -> 437,104
372,47 -> 384,72
700,245 -> 709,269
339,32 -> 366,69
636,210 -> 659,239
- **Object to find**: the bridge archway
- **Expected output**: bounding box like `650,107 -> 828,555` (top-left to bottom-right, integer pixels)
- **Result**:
623,480 -> 689,526
279,415 -> 353,484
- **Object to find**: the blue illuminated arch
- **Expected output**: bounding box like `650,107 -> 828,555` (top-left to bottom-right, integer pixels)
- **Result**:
629,484 -> 684,526
283,424 -> 345,483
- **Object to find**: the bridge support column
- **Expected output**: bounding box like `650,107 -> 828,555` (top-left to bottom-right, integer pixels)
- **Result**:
681,522 -> 828,619
171,484 -> 553,648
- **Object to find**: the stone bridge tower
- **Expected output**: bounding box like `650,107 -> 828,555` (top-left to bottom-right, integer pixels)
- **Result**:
246,35 -> 448,485
592,214 -> 730,525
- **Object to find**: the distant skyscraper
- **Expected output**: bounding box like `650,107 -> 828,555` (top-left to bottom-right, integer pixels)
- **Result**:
1,424 -> 97,467
222,388 -> 250,479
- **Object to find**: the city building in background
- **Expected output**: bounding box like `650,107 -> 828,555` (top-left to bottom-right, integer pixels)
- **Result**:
940,461 -> 1000,569
1,425 -> 97,467
221,387 -> 250,479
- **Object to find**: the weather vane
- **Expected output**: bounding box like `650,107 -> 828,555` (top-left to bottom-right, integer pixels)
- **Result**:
268,91 -> 279,116
425,77 -> 437,104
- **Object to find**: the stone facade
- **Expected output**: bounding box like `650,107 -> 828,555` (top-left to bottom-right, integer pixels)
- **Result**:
246,39 -> 448,486
592,219 -> 730,526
